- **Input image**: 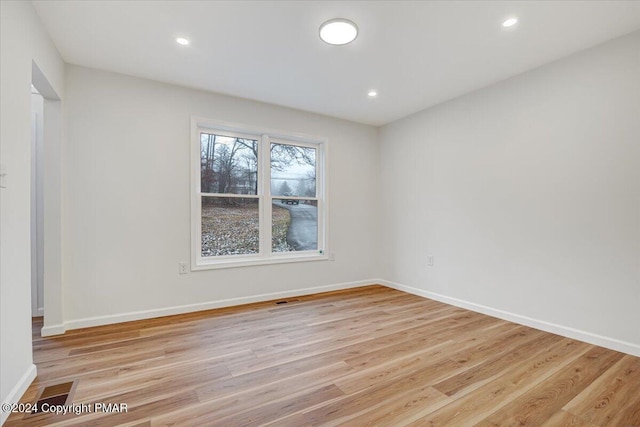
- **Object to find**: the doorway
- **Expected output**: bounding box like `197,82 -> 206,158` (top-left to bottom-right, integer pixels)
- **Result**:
31,61 -> 64,336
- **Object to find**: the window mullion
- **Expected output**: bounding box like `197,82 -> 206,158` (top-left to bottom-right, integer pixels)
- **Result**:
259,134 -> 272,256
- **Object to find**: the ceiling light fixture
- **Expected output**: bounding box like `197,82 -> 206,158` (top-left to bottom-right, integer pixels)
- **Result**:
176,37 -> 190,46
319,18 -> 358,45
368,90 -> 378,98
502,17 -> 518,28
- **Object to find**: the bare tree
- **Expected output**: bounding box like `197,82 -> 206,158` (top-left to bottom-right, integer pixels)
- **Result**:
270,143 -> 315,171
242,156 -> 257,195
201,134 -> 216,193
215,142 -> 243,194
203,135 -> 314,198
234,139 -> 259,194
235,140 -> 315,171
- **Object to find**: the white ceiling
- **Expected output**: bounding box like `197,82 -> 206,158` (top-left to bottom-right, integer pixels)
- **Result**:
33,1 -> 640,126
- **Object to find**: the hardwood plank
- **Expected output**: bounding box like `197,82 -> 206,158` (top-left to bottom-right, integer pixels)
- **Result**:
214,384 -> 344,427
332,322 -> 519,397
155,383 -> 345,427
341,314 -> 505,371
541,410 -> 599,427
196,361 -> 353,405
302,380 -> 450,426
475,346 -> 625,426
407,338 -> 591,426
432,331 -> 565,397
333,386 -> 451,427
333,322 -> 522,396
603,394 -> 640,427
564,355 -> 640,426
6,285 -> 639,427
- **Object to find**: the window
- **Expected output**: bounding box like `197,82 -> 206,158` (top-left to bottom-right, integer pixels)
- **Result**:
191,118 -> 327,269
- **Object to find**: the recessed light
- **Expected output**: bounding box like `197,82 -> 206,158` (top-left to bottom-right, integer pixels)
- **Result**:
176,37 -> 190,46
368,90 -> 378,98
319,18 -> 358,45
502,17 -> 518,28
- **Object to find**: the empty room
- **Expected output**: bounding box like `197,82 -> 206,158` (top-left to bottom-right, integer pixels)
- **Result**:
1,0 -> 639,426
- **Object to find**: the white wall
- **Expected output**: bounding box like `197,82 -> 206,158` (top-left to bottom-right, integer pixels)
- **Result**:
380,31 -> 640,353
0,0 -> 65,422
61,65 -> 380,326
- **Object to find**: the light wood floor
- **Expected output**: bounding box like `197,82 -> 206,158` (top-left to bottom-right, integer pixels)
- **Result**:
7,285 -> 640,426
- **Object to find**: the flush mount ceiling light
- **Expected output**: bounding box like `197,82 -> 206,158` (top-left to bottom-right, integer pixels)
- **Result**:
368,90 -> 378,98
319,18 -> 358,45
502,17 -> 518,28
176,37 -> 190,46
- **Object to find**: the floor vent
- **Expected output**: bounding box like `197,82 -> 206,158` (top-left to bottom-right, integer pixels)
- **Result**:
31,381 -> 76,414
275,299 -> 300,305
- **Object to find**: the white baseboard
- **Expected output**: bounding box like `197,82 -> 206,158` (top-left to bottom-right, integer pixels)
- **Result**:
1,364 -> 37,426
41,323 -> 66,337
50,280 -> 376,334
379,279 -> 640,358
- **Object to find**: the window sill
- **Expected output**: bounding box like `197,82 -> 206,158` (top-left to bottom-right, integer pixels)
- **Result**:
192,253 -> 329,271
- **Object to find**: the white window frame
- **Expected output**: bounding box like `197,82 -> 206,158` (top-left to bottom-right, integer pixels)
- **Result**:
191,117 -> 328,270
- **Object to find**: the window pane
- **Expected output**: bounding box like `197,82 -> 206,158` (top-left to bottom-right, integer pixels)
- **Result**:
271,143 -> 316,198
272,199 -> 318,252
201,133 -> 258,195
202,197 -> 259,257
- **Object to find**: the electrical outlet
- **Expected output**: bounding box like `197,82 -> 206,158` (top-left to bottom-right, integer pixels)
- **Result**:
0,164 -> 6,189
329,252 -> 336,261
178,262 -> 188,274
427,255 -> 434,266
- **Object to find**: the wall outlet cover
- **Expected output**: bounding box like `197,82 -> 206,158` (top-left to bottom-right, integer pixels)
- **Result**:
178,262 -> 188,274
